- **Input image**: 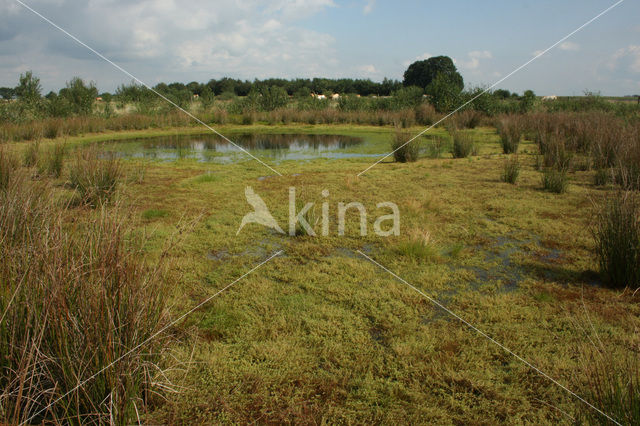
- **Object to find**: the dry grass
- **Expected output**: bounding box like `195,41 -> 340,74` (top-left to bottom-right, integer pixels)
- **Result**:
0,169 -> 171,425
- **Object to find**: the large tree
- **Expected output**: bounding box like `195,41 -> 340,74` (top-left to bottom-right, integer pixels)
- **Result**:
403,56 -> 463,91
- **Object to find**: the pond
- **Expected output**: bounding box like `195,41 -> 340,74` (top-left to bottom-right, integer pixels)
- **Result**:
100,133 -> 382,163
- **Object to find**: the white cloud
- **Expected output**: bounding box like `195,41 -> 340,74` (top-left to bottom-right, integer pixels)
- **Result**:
0,0 -> 339,90
359,64 -> 377,74
363,0 -> 375,14
610,45 -> 640,73
458,50 -> 492,71
558,41 -> 579,51
402,52 -> 432,67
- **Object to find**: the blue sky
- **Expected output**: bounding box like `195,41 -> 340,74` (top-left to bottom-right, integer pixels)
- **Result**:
0,0 -> 638,95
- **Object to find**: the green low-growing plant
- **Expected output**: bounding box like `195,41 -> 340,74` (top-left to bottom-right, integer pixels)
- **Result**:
391,131 -> 420,163
142,208 -> 169,220
542,168 -> 568,193
497,117 -> 522,154
451,131 -> 475,158
501,155 -> 520,184
593,191 -> 640,289
68,147 -> 122,206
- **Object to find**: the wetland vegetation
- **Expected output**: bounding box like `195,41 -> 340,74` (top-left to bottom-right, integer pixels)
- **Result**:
1,65 -> 639,424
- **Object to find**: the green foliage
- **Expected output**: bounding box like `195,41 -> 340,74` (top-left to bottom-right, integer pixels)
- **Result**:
519,90 -> 536,113
391,131 -> 420,163
426,73 -> 462,113
501,155 -> 520,184
541,168 -> 568,193
59,77 -> 98,115
259,85 -> 289,111
403,56 -> 463,91
15,71 -> 42,104
199,84 -> 215,109
392,86 -> 424,109
593,191 -> 640,289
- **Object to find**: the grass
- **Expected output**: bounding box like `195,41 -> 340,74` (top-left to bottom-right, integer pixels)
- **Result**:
1,120 -> 639,424
142,208 -> 169,220
450,131 -> 475,158
391,131 -> 420,163
501,155 -> 520,184
542,168 -> 569,193
593,191 -> 640,289
0,171 -> 170,425
68,147 -> 122,206
497,117 -> 522,154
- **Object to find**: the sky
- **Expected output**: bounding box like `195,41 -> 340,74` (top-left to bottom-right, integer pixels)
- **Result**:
0,0 -> 638,95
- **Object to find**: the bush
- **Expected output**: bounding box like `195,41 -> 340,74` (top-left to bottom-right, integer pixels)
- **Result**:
391,131 -> 420,163
542,168 -> 568,193
68,147 -> 121,206
593,191 -> 640,289
497,117 -> 522,154
501,156 -> 520,184
451,131 -> 475,158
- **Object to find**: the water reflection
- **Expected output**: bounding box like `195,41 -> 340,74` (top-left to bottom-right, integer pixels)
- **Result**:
102,133 -> 371,163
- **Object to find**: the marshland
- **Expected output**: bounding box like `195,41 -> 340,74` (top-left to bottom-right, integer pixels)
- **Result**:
1,70 -> 638,424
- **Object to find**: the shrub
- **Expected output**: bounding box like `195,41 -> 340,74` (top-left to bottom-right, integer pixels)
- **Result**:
501,156 -> 520,184
0,179 -> 170,424
593,191 -> 640,289
497,117 -> 522,154
451,131 -> 475,158
391,131 -> 420,163
68,147 -> 121,206
542,168 -> 568,193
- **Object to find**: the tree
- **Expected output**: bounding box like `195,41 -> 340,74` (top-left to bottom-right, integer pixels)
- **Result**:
259,85 -> 288,111
59,77 -> 98,115
0,87 -> 15,100
403,56 -> 463,91
199,84 -> 214,109
520,89 -> 536,113
15,71 -> 42,103
426,73 -> 462,113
